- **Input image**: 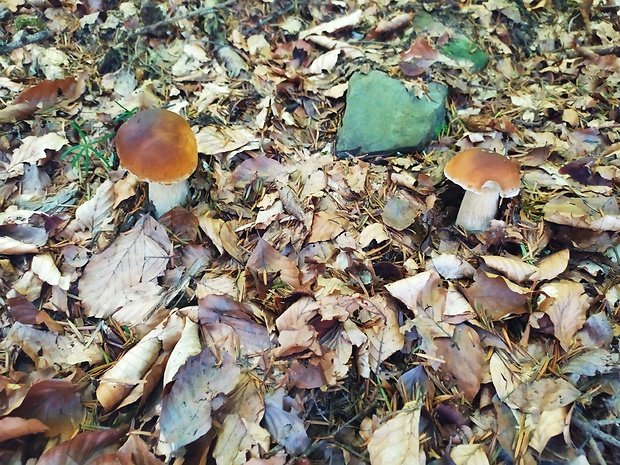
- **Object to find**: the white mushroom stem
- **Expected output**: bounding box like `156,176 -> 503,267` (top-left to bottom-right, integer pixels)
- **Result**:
148,180 -> 189,218
455,187 -> 500,232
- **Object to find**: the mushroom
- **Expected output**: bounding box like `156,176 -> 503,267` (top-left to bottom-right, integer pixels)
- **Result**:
115,108 -> 198,217
444,148 -> 521,232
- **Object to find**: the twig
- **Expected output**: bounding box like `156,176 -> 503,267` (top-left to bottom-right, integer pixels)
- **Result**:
127,0 -> 237,38
0,30 -> 53,54
573,413 -> 620,449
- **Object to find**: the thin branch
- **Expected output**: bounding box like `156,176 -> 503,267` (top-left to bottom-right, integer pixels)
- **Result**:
0,30 -> 53,54
127,0 -> 238,38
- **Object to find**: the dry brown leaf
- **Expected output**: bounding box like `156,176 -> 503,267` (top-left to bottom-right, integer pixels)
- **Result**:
0,417 -> 48,442
434,324 -> 484,402
10,379 -> 83,440
159,350 -> 241,453
504,378 -> 580,413
538,280 -> 591,351
0,224 -> 48,254
66,179 -> 115,238
247,237 -> 301,290
199,294 -> 271,354
212,413 -> 262,465
367,400 -> 424,465
307,211 -> 347,243
481,255 -> 538,283
36,428 -> 124,465
263,390 -> 311,455
463,270 -> 529,320
78,215 -> 170,318
0,73 -> 87,123
198,211 -> 244,262
231,157 -> 292,189
382,197 -> 419,231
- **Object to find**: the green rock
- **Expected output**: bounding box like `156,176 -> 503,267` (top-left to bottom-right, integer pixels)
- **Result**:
336,70 -> 447,156
440,38 -> 489,71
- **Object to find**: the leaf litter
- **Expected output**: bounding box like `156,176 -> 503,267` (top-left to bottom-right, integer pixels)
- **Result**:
0,0 -> 620,464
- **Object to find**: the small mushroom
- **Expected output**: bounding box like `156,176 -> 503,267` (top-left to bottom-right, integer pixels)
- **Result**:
444,148 -> 521,232
115,108 -> 198,217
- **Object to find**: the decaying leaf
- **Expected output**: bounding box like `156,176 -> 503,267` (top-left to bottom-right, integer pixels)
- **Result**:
6,133 -> 68,178
1,321 -> 103,369
0,417 -> 48,442
530,249 -> 569,281
463,270 -> 529,320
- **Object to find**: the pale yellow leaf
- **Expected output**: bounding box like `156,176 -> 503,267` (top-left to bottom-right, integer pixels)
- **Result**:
212,414 -> 258,465
481,255 -> 538,283
163,318 -> 202,387
504,378 -> 580,413
97,329 -> 162,412
195,125 -> 260,155
450,443 -> 490,465
530,249 -> 569,281
31,252 -> 70,290
359,295 -> 404,373
358,223 -> 390,248
530,407 -> 569,453
385,271 -> 437,312
367,400 -> 424,465
300,10 -> 363,38
444,282 -> 475,323
430,253 -> 475,279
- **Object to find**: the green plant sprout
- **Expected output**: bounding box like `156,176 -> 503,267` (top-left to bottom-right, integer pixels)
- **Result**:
113,102 -> 139,124
59,121 -> 113,179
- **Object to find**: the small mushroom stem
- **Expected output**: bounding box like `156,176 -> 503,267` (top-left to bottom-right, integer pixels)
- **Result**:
148,180 -> 189,217
455,187 -> 500,232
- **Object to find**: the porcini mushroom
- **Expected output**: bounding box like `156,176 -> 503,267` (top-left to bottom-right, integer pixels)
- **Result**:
115,108 -> 198,217
444,148 -> 521,232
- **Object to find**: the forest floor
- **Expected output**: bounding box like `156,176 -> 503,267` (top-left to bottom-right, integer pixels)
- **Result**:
1,0 -> 620,464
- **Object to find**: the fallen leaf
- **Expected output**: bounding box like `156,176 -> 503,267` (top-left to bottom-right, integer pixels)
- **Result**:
0,417 -> 48,442
78,215 -> 171,318
538,280 -> 591,351
530,249 -> 569,281
36,428 -> 124,465
367,400 -> 424,465
160,349 -> 241,453
450,443 -> 490,465
481,255 -> 538,283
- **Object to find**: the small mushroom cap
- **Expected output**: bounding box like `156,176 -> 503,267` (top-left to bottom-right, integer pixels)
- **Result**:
444,148 -> 521,197
115,108 -> 198,184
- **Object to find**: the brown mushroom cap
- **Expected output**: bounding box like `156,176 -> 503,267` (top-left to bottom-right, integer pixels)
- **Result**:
444,148 -> 521,197
115,108 -> 198,184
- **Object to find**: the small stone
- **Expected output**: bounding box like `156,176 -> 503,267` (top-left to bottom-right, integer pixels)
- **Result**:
337,70 -> 447,156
